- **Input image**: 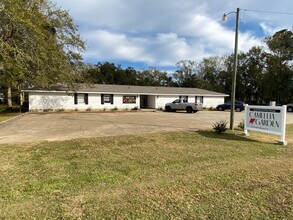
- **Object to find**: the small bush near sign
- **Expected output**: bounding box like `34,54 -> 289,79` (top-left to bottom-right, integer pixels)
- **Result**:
123,96 -> 136,104
213,120 -> 228,134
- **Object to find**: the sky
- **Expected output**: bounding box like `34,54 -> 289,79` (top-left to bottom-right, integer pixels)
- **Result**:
53,0 -> 293,71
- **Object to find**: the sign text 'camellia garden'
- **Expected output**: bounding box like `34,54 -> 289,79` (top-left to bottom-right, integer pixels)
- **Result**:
244,105 -> 287,145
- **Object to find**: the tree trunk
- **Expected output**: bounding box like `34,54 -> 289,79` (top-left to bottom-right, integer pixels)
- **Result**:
18,85 -> 24,113
7,87 -> 12,107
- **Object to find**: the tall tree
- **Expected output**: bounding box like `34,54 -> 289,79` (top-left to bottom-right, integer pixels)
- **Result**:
0,0 -> 85,106
124,67 -> 138,85
197,56 -> 226,92
137,67 -> 172,86
173,60 -> 198,87
239,46 -> 266,104
263,29 -> 293,103
86,62 -> 138,85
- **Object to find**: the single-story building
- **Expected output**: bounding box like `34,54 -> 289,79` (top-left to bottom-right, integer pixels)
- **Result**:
25,84 -> 229,111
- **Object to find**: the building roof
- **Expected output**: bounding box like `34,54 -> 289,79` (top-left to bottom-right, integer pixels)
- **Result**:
26,83 -> 228,97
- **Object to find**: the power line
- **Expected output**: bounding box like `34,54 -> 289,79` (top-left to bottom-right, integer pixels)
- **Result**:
244,9 -> 293,15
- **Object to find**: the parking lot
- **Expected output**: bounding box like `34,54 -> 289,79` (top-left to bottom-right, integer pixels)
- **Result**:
0,110 -> 292,144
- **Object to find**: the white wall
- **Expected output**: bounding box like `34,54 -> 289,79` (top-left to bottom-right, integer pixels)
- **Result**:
156,95 -> 180,109
112,94 -> 139,110
29,92 -> 75,110
188,97 -> 196,103
29,92 -> 225,111
29,92 -> 140,111
202,97 -> 225,108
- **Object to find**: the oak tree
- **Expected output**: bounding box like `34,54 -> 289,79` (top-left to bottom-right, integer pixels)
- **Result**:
0,0 -> 85,106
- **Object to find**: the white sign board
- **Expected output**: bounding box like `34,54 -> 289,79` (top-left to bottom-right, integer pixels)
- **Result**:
244,105 -> 287,145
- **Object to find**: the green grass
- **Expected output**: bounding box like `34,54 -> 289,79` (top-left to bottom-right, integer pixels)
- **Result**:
0,105 -> 21,122
0,126 -> 293,219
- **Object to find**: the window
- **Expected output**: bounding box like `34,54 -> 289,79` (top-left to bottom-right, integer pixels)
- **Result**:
200,96 -> 204,104
179,96 -> 188,102
195,96 -> 203,104
101,94 -> 113,104
104,95 -> 111,103
123,96 -> 136,104
74,93 -> 88,105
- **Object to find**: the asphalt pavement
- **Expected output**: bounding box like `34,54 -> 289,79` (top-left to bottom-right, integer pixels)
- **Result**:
0,110 -> 292,144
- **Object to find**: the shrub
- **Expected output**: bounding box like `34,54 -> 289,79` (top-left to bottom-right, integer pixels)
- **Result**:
238,120 -> 245,130
113,107 -> 118,111
213,120 -> 228,134
86,107 -> 92,111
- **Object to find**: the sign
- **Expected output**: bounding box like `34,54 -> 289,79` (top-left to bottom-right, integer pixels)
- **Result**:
244,105 -> 287,145
123,96 -> 136,104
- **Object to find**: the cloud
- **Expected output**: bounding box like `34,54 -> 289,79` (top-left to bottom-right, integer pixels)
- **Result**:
54,0 -> 293,68
84,30 -> 145,60
83,30 -> 196,66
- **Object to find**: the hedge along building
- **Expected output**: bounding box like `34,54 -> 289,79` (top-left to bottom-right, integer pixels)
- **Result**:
25,84 -> 228,111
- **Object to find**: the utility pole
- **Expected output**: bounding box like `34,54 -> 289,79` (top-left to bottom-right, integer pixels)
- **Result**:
222,8 -> 240,130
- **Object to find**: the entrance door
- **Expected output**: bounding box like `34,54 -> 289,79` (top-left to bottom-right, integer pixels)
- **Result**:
140,95 -> 148,108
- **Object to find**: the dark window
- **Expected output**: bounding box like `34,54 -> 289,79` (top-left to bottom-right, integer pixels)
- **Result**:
179,96 -> 188,102
74,93 -> 78,105
195,96 -> 203,103
200,96 -> 203,103
74,93 -> 88,105
101,94 -> 114,104
85,94 -> 88,105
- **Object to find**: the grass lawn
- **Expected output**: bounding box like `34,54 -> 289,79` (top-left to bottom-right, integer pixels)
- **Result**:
0,106 -> 21,123
0,125 -> 293,219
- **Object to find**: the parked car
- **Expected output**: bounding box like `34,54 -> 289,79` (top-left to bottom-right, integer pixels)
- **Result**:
287,104 -> 293,112
216,101 -> 245,112
165,99 -> 202,113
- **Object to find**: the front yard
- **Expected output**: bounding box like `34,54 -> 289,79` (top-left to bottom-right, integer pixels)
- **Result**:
0,126 -> 293,219
0,106 -> 21,123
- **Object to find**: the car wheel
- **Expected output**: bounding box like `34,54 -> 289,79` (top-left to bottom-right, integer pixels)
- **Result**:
218,107 -> 223,111
165,106 -> 171,112
288,106 -> 293,112
186,107 -> 193,113
235,107 -> 241,112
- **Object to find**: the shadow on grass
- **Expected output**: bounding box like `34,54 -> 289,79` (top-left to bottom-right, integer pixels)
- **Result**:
0,105 -> 28,114
195,129 -> 260,143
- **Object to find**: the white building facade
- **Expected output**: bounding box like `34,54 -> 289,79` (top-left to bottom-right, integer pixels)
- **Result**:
26,84 -> 228,111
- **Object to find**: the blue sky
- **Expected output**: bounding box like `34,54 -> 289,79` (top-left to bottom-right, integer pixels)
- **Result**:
54,0 -> 293,71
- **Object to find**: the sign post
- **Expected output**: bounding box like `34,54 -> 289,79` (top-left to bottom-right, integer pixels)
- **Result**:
244,104 -> 287,145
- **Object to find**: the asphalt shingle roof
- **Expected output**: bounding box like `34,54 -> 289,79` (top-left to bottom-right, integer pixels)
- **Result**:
28,84 -> 228,97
